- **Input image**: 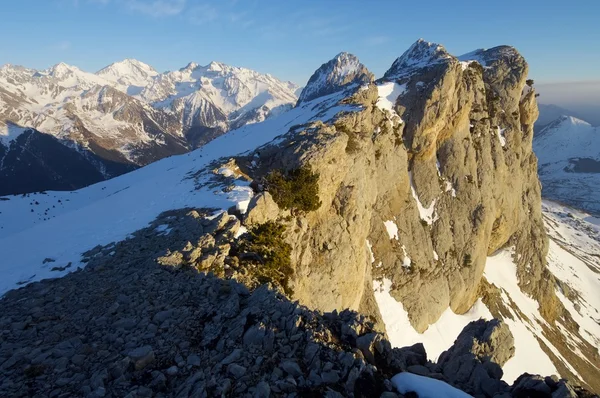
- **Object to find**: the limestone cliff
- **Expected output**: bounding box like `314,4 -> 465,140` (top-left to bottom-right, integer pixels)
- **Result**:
246,40 -> 557,334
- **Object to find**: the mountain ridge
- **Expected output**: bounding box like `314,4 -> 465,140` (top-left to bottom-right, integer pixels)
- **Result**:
0,58 -> 299,195
1,40 -> 599,395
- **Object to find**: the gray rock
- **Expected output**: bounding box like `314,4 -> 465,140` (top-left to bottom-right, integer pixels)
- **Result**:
253,381 -> 271,398
152,310 -> 173,323
281,360 -> 303,377
406,364 -> 430,376
128,346 -> 155,370
187,354 -> 201,367
228,363 -> 247,379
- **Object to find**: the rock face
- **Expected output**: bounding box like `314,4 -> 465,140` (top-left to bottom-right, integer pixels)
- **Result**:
297,52 -> 374,104
248,40 -> 558,335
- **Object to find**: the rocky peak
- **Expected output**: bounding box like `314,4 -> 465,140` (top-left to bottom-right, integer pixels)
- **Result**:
383,38 -> 453,81
297,52 -> 373,105
458,45 -> 522,67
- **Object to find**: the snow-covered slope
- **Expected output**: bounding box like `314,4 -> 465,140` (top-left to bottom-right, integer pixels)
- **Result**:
0,88 -> 353,294
534,116 -> 600,215
375,200 -> 600,386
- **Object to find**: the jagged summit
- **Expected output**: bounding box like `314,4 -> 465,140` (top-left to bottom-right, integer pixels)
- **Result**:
297,52 -> 373,105
458,45 -> 522,67
383,38 -> 453,80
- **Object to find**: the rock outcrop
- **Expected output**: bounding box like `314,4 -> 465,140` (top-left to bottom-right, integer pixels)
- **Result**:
297,52 -> 374,105
244,40 -> 557,336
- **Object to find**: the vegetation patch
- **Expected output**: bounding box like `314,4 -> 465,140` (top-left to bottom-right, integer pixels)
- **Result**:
265,166 -> 321,214
237,221 -> 293,294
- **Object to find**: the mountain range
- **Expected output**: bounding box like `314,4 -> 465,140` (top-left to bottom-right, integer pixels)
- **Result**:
534,115 -> 600,215
0,59 -> 299,195
0,40 -> 599,396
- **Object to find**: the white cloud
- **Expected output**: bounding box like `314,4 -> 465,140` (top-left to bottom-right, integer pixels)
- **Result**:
126,0 -> 186,17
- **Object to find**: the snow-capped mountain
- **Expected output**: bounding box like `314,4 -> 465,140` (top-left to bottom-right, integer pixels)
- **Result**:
0,59 -> 299,195
140,61 -> 299,139
534,116 -> 600,215
297,52 -> 373,104
96,59 -> 159,96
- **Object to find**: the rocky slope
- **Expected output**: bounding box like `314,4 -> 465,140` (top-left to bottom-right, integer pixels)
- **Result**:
0,208 -> 595,397
0,59 -> 298,195
0,40 -> 599,395
534,116 -> 600,215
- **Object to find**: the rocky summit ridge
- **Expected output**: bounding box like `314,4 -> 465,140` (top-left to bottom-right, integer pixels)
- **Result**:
0,39 -> 599,397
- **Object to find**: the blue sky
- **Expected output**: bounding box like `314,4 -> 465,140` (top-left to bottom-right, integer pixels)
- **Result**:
1,0 -> 599,86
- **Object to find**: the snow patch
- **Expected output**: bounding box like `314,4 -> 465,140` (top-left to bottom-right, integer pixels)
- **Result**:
409,172 -> 438,225
384,220 -> 399,240
497,126 -> 507,147
366,240 -> 375,263
374,278 -> 492,361
392,372 -> 473,398
484,249 -> 575,382
376,82 -> 405,124
401,245 -> 412,269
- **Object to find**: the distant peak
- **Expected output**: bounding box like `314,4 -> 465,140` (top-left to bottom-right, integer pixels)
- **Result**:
46,62 -> 79,77
182,62 -> 199,71
297,52 -> 373,104
97,59 -> 157,76
207,61 -> 226,72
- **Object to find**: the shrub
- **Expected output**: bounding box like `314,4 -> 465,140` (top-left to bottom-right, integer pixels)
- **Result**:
526,79 -> 534,87
239,221 -> 293,294
265,166 -> 321,214
463,253 -> 472,267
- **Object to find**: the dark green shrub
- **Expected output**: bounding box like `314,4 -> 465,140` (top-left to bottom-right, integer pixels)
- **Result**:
239,221 -> 293,294
526,79 -> 534,87
265,166 -> 321,214
463,253 -> 472,267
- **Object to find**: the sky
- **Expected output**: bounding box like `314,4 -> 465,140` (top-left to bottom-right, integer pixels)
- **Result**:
0,0 -> 599,87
